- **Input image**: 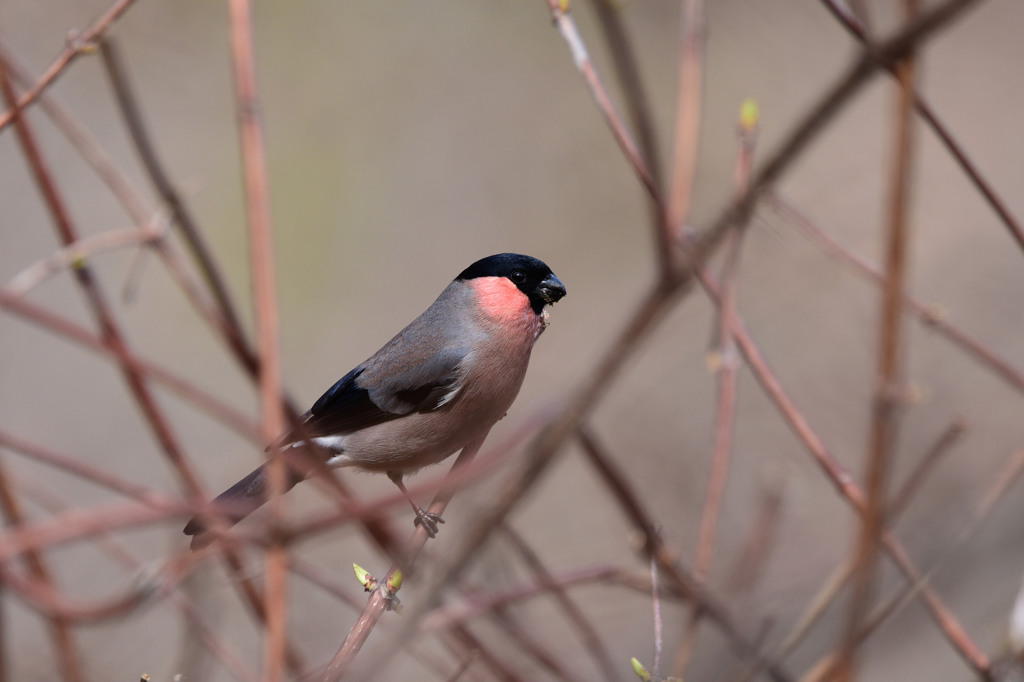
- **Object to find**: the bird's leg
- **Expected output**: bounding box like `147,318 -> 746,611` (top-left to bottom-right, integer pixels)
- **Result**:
387,471 -> 444,538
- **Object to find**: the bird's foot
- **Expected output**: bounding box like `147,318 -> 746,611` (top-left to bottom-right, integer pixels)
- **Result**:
413,509 -> 445,538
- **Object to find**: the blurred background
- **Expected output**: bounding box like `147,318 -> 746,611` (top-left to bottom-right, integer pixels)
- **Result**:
1,0 -> 1023,679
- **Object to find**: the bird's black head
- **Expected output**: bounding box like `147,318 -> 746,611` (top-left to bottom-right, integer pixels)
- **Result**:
457,253 -> 567,314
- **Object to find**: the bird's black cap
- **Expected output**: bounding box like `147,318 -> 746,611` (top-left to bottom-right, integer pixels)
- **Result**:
457,253 -> 566,314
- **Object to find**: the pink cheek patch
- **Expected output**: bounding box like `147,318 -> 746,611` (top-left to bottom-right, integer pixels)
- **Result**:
471,277 -> 530,322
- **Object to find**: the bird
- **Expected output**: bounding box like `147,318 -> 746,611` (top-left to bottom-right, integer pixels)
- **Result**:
184,253 -> 566,549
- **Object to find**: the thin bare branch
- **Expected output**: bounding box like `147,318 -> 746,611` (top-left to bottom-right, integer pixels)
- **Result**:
542,0 -> 660,209
666,0 -> 705,241
225,0 -> 287,677
0,455 -> 83,681
6,221 -> 167,296
0,290 -> 261,443
501,525 -> 619,682
819,0 -> 1024,255
696,273 -> 990,674
322,433 -> 490,681
675,96 -> 758,677
0,0 -> 138,133
770,194 -> 1024,396
577,429 -> 794,681
0,54 -> 207,498
422,564 -> 636,632
99,38 -> 252,355
839,3 -> 919,674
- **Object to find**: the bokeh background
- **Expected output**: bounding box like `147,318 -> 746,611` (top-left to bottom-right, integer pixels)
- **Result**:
1,0 -> 1023,679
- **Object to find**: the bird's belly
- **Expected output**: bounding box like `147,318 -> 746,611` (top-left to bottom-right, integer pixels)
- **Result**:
326,404 -> 497,472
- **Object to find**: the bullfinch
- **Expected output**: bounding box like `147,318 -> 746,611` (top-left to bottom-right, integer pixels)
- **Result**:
184,253 -> 566,549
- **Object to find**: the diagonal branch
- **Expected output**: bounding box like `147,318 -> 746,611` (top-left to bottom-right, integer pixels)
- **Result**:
370,2 -> 987,676
819,0 -> 1024,255
0,0 -> 138,133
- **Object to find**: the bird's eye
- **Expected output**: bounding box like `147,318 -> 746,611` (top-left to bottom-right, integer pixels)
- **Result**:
510,270 -> 527,284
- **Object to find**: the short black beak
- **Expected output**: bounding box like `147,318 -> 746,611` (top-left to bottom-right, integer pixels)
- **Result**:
538,274 -> 567,304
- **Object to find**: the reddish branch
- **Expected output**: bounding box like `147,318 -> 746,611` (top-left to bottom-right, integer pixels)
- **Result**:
0,58 -> 206,498
666,0 -> 705,241
99,38 -> 256,369
0,0 -> 1002,678
738,420 -> 966,681
0,290 -> 261,442
378,3 -> 987,680
694,268 -> 990,675
0,0 -> 138,133
0,457 -> 83,680
1,43 -> 308,680
770,194 -> 1024,396
321,436 -> 490,681
502,525 -> 619,682
819,0 -> 1024,255
676,98 -> 756,677
838,4 -> 919,676
576,428 -> 794,680
225,0 -> 288,679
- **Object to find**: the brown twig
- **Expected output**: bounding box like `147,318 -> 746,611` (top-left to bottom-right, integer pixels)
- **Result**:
819,0 -> 1024,255
587,0 -> 667,259
0,546 -> 198,624
693,0 -> 984,278
0,39 -> 151,223
0,455 -> 83,681
582,9 -> 988,666
442,627 -> 525,682
577,428 -> 794,681
0,38 -> 254,376
675,97 -> 757,677
0,499 -> 188,561
692,260 -> 990,674
732,419 -> 967,682
6,221 -> 168,296
838,2 -> 919,675
0,431 -> 174,506
0,0 -> 992,677
802,442 -> 1024,682
695,271 -> 990,674
225,0 -> 287,678
666,0 -> 705,242
0,0 -> 138,133
422,563 -> 628,632
0,290 -> 261,443
96,25 -> 403,572
769,194 -> 1024,396
534,5 -> 984,677
13,472 -> 258,682
482,605 -> 584,682
96,33 -> 399,566
290,557 -> 364,611
322,433 -> 490,680
543,0 -> 659,210
650,556 -> 664,679
890,419 -> 968,515
725,473 -> 784,595
501,525 -> 618,682
2,51 -> 310,680
0,54 -> 206,497
99,37 -> 261,376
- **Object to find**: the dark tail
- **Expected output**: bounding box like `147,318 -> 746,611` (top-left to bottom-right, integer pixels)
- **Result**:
184,463 -> 304,550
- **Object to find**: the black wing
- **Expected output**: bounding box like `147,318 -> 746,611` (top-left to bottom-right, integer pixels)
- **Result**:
274,348 -> 466,447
